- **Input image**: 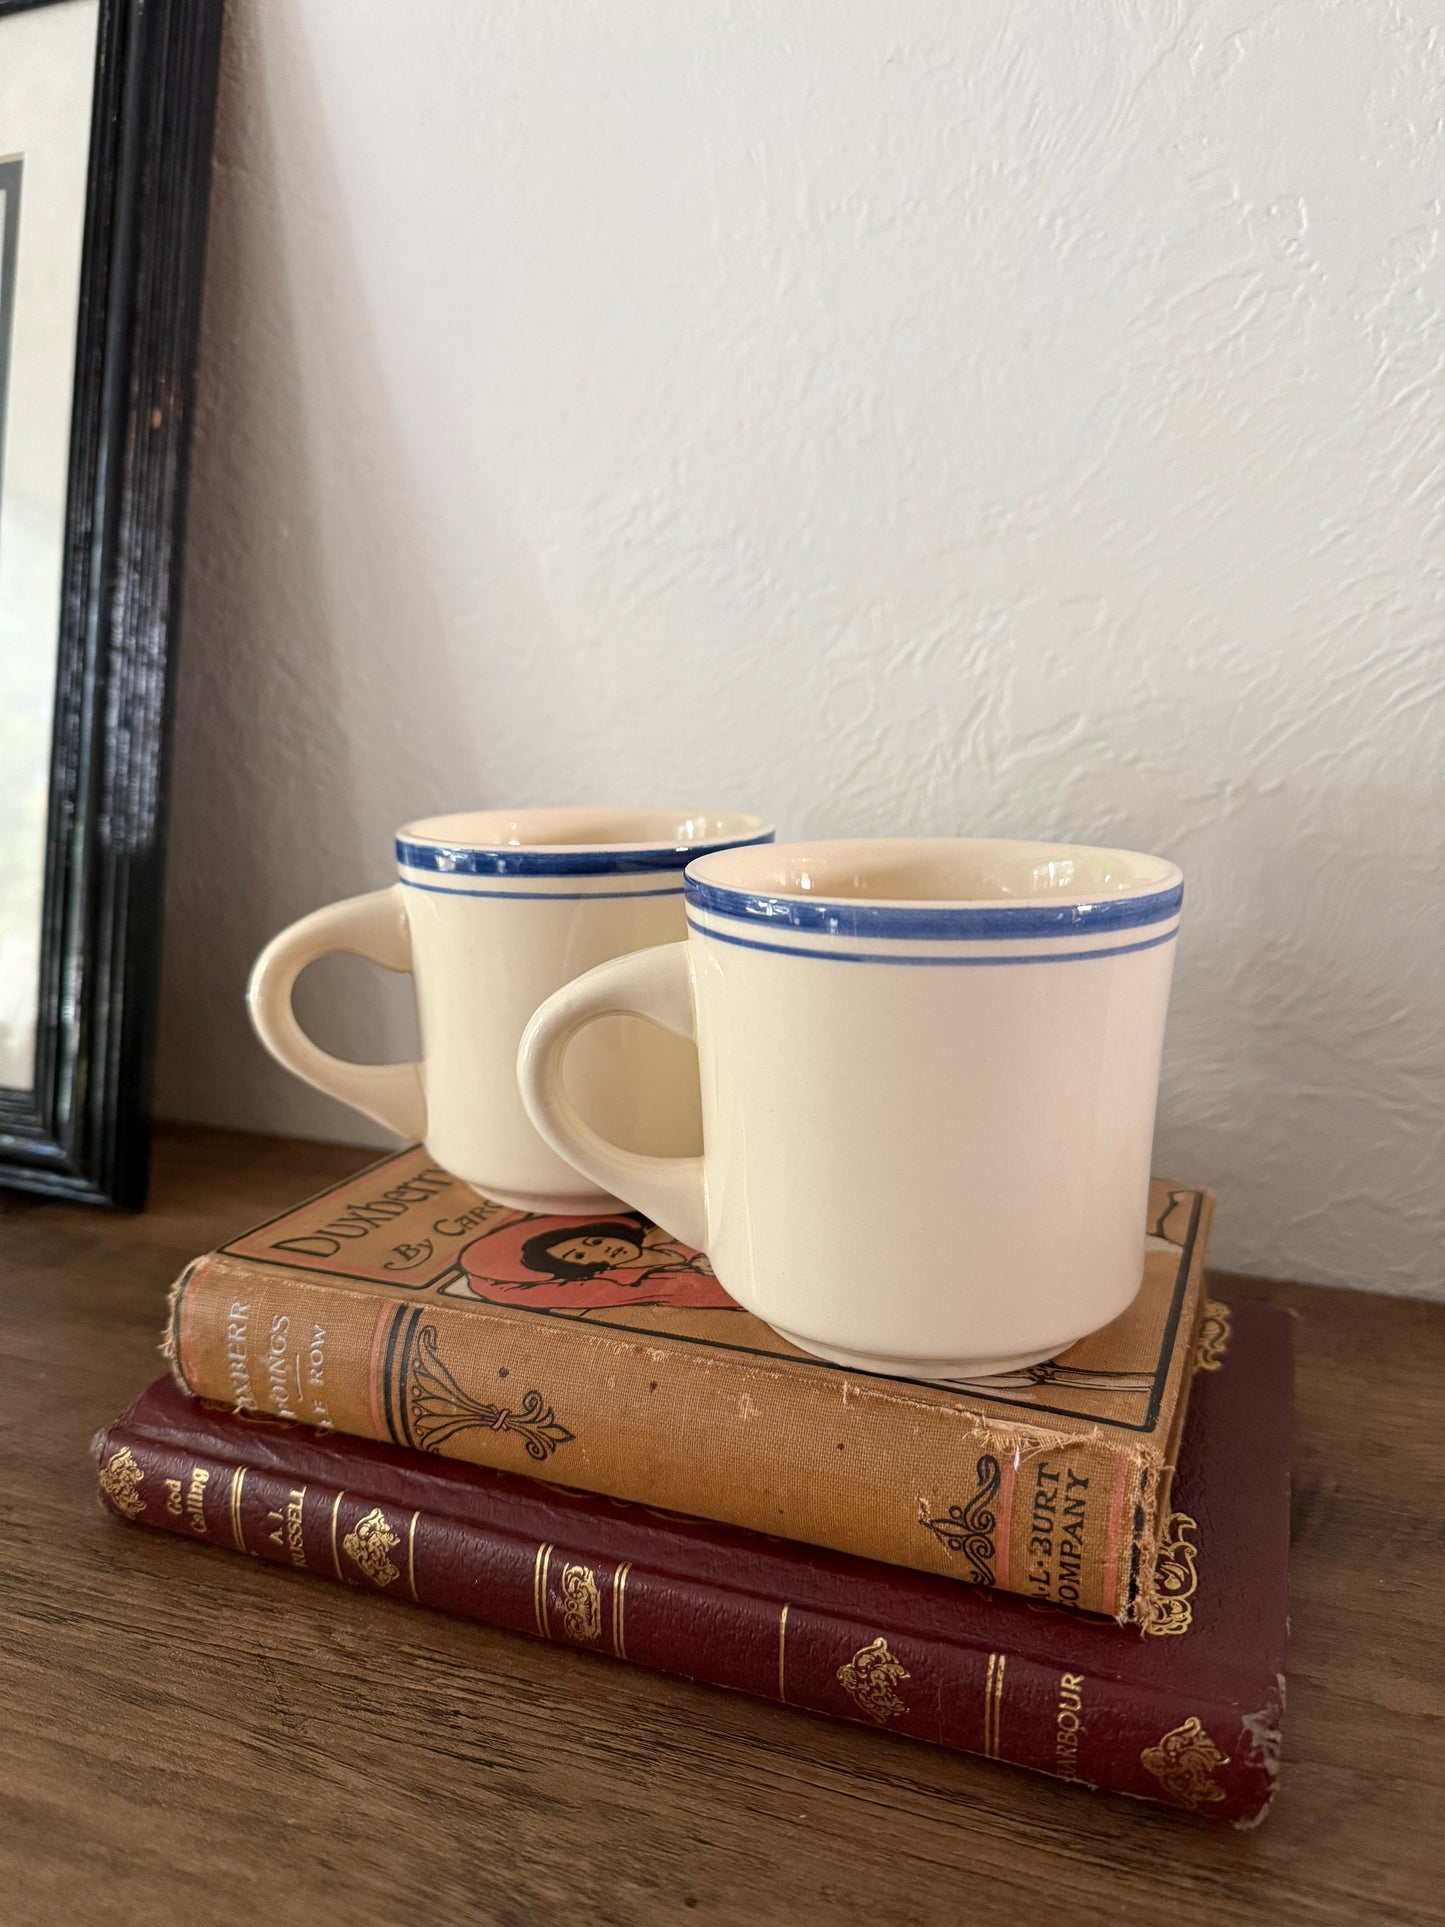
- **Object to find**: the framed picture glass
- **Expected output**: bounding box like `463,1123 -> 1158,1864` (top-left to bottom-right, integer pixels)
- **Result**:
0,0 -> 221,1204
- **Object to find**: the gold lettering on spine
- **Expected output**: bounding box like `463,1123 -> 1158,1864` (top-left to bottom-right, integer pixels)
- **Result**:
264,1313 -> 298,1420
778,1605 -> 790,1704
330,1491 -> 345,1580
983,1652 -> 1007,1759
612,1561 -> 631,1660
407,1512 -> 419,1603
264,1486 -> 308,1566
533,1542 -> 554,1638
229,1467 -> 247,1551
1055,1672 -> 1085,1779
286,1487 -> 307,1565
185,1466 -> 210,1534
224,1299 -> 256,1410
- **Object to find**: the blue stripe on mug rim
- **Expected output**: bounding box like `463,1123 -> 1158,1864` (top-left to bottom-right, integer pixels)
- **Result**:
682,875 -> 1183,941
684,916 -> 1179,966
401,877 -> 685,901
397,826 -> 775,878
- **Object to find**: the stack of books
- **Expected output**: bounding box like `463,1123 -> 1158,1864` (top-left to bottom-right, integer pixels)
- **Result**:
94,1151 -> 1290,1824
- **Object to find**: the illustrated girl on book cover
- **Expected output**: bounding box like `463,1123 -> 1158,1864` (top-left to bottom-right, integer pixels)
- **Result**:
454,1215 -> 738,1312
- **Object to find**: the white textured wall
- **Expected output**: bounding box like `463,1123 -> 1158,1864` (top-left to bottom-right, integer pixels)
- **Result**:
156,0 -> 1445,1297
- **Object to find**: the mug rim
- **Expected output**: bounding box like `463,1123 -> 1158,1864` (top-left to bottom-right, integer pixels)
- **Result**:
684,838 -> 1183,945
397,807 -> 774,879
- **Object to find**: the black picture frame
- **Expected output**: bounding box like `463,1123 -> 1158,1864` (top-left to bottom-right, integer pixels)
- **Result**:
0,0 -> 222,1205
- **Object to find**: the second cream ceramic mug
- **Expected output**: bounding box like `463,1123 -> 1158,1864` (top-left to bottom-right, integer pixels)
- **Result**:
247,807 -> 773,1211
518,838 -> 1183,1380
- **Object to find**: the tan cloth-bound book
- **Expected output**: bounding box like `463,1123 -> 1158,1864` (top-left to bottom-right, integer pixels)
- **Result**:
165,1148 -> 1214,1623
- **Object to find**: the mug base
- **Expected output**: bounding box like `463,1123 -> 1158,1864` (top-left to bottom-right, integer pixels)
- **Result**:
768,1326 -> 1059,1385
470,1181 -> 630,1218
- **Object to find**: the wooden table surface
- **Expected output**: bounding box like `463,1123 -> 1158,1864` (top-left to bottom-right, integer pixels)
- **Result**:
1,1126 -> 1441,1927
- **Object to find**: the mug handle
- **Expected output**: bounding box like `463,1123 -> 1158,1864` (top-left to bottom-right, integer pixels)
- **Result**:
517,941 -> 709,1251
247,886 -> 427,1140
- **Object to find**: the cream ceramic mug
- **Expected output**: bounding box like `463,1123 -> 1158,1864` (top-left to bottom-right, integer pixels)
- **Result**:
247,808 -> 773,1212
518,838 -> 1183,1379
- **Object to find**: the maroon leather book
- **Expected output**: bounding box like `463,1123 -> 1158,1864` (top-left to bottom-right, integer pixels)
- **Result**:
95,1299 -> 1291,1824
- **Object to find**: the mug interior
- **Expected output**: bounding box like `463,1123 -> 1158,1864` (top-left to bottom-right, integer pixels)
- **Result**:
400,807 -> 770,854
686,838 -> 1181,905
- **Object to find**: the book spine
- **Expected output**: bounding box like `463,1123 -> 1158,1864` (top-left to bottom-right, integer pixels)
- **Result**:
168,1254 -> 1149,1619
94,1417 -> 1276,1823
